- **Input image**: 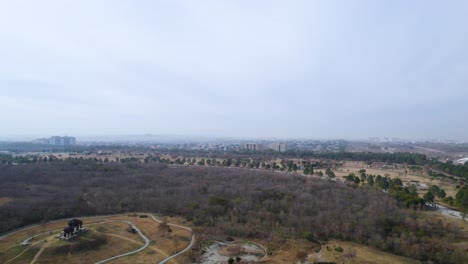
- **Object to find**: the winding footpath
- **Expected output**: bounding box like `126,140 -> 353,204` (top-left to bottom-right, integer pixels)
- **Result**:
15,220 -> 150,264
0,213 -> 128,241
94,220 -> 150,264
0,213 -> 195,264
148,215 -> 195,264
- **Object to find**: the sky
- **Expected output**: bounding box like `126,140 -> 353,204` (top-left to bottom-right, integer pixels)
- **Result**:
1,0 -> 467,141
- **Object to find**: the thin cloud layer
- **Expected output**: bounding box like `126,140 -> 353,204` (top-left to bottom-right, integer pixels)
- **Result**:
1,1 -> 467,140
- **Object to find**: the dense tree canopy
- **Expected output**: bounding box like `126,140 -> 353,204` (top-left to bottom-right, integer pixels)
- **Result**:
0,160 -> 465,263
455,186 -> 468,213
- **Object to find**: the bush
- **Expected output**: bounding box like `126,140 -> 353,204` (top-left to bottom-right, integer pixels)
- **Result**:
302,232 -> 314,242
334,246 -> 344,253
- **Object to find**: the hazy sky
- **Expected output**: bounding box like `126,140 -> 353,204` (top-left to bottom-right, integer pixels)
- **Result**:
1,0 -> 467,140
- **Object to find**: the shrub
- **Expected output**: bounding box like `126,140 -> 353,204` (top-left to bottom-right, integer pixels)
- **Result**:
334,246 -> 344,253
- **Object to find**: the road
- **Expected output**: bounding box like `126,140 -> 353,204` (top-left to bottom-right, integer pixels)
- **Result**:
94,220 -> 150,264
159,233 -> 195,264
148,214 -> 195,264
1,213 -> 195,264
5,219 -> 149,264
435,204 -> 465,220
0,213 -> 128,241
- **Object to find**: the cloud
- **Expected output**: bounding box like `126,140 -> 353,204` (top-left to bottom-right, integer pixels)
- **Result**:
0,0 -> 467,140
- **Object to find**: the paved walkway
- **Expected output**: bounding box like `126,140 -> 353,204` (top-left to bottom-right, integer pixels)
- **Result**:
149,214 -> 195,264
94,220 -> 150,264
1,213 -> 195,264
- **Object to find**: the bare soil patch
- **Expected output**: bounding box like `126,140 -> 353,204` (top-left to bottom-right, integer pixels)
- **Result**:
309,240 -> 419,264
0,197 -> 13,206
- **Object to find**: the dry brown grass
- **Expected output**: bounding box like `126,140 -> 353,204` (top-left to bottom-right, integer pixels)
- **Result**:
36,229 -> 141,264
0,197 -> 13,206
91,215 -> 192,264
256,238 -> 319,264
421,210 -> 468,251
0,214 -> 192,264
336,161 -> 459,198
309,240 -> 419,264
0,223 -> 142,264
224,235 -> 420,264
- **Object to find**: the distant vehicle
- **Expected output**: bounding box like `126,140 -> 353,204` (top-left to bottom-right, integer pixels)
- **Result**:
127,227 -> 138,234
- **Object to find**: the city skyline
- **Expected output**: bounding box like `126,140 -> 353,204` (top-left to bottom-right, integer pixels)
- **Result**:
0,133 -> 466,144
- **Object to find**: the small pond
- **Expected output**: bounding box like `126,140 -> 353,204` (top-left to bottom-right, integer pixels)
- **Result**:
199,241 -> 265,263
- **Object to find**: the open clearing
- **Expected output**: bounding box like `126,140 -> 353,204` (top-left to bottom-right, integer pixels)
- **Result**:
1,158 -> 466,263
1,213 -> 422,264
307,240 -> 419,264
332,161 -> 460,198
242,237 -> 418,264
0,197 -> 13,206
0,214 -> 192,264
200,241 -> 265,263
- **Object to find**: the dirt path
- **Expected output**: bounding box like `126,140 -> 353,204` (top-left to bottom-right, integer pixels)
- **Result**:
308,250 -> 327,263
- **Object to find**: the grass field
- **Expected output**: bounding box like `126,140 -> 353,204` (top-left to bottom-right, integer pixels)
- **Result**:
0,214 -> 192,264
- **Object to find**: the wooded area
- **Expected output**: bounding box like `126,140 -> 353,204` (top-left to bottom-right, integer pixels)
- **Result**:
0,160 -> 466,263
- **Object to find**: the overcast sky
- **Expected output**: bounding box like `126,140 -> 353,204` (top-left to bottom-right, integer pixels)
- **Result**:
1,0 -> 467,140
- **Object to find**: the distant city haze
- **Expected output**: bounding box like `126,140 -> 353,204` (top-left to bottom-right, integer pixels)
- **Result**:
1,1 -> 467,141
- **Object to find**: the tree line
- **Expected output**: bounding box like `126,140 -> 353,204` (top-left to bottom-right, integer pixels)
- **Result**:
0,160 -> 466,263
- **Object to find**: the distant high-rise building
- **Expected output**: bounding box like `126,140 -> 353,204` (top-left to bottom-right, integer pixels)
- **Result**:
268,142 -> 288,152
49,136 -> 76,146
33,138 -> 50,144
244,143 -> 263,151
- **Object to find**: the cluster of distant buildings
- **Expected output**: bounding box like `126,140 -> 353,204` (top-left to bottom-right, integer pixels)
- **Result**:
35,136 -> 76,146
368,137 -> 406,143
455,157 -> 468,165
244,142 -> 288,152
368,137 -> 465,144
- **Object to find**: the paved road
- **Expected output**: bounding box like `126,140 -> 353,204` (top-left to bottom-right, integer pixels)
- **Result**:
435,204 -> 464,220
1,213 -> 195,264
0,213 -> 125,241
148,214 -> 196,264
11,219 -> 150,264
94,220 -> 150,264
159,233 -> 195,264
